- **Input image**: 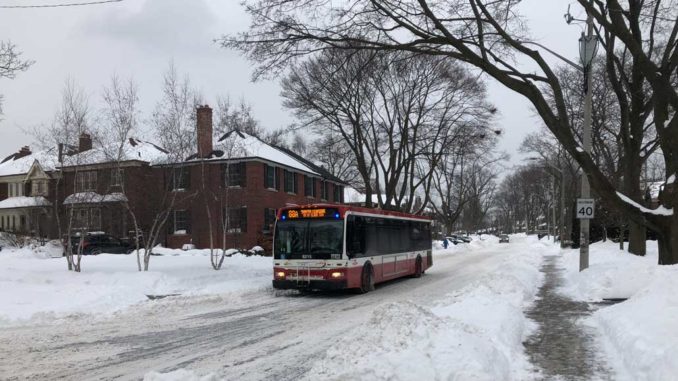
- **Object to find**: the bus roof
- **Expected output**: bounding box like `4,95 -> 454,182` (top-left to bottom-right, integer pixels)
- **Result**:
276,203 -> 431,221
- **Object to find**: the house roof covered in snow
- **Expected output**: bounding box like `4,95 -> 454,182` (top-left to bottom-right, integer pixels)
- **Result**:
61,138 -> 169,168
187,130 -> 347,183
63,192 -> 128,205
0,148 -> 58,178
0,196 -> 52,209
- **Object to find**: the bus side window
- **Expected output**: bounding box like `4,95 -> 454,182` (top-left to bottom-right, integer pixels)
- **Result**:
347,216 -> 365,258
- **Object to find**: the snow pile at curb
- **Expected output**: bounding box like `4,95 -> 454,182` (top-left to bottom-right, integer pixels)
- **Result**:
433,234 -> 500,254
0,248 -> 272,324
304,241 -> 545,381
559,241 -> 678,380
559,241 -> 658,301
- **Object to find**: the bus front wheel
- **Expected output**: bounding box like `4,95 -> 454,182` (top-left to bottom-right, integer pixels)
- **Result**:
359,264 -> 375,294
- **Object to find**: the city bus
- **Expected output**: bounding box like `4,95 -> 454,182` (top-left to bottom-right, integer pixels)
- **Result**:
272,204 -> 432,293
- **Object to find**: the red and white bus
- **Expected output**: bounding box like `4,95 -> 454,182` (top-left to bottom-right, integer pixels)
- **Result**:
272,204 -> 432,293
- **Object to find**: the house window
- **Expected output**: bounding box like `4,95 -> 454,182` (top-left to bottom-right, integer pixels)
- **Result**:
76,171 -> 97,192
333,185 -> 343,203
72,208 -> 100,230
8,183 -> 24,197
264,164 -> 277,189
225,207 -> 248,233
263,208 -> 276,233
321,181 -> 329,200
284,170 -> 297,194
224,162 -> 246,187
170,167 -> 190,191
304,176 -> 316,197
171,210 -> 190,234
111,168 -> 124,189
31,180 -> 48,196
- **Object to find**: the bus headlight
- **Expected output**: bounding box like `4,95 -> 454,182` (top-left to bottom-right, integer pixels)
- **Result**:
276,271 -> 286,279
330,271 -> 343,278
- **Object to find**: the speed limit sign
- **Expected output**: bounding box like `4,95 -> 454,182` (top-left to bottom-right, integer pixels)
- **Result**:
576,199 -> 595,219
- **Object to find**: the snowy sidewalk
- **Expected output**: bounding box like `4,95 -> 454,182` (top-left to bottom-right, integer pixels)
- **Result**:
524,255 -> 611,381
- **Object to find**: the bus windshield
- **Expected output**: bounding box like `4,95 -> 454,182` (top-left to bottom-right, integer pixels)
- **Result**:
274,220 -> 344,260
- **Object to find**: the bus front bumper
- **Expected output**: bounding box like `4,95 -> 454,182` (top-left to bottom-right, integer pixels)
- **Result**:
272,279 -> 347,290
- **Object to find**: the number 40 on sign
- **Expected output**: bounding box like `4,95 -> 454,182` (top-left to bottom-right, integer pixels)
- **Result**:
576,198 -> 595,219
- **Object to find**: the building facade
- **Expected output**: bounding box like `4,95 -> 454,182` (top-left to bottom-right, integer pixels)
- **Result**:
0,106 -> 347,252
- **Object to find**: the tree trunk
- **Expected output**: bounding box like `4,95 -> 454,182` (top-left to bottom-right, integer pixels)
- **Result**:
624,160 -> 646,255
657,183 -> 678,265
628,221 -> 646,255
619,225 -> 624,251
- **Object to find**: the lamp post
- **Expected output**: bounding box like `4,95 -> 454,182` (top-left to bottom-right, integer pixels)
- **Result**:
579,10 -> 598,271
523,7 -> 597,269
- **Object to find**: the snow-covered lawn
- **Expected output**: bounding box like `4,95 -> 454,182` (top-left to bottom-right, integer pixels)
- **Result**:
0,246 -> 271,324
560,241 -> 678,381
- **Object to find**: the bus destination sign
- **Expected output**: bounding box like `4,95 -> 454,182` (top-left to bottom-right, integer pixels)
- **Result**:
284,208 -> 339,219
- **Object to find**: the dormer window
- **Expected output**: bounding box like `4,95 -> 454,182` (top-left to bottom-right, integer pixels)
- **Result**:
31,180 -> 48,197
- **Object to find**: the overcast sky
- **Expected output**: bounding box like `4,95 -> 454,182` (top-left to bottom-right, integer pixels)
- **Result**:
0,0 -> 584,164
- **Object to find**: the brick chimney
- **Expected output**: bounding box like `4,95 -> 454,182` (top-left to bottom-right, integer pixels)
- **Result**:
79,133 -> 92,152
196,105 -> 213,157
16,146 -> 32,159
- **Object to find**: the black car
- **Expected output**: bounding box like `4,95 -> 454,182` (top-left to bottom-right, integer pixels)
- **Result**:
498,234 -> 510,243
69,234 -> 134,255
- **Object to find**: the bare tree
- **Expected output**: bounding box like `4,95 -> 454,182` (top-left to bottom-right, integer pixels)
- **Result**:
310,133 -> 361,187
35,80 -> 92,272
214,96 -> 262,138
521,130 -> 580,246
223,0 -> 678,264
142,63 -> 199,271
282,49 -> 495,213
0,41 -> 33,117
98,75 -> 146,271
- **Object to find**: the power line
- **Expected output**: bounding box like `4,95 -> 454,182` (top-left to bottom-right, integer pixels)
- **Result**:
0,0 -> 122,8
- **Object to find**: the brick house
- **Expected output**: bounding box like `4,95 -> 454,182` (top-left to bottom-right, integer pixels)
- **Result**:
57,134 -> 168,240
161,105 -> 347,251
0,147 -> 58,237
0,105 -> 348,252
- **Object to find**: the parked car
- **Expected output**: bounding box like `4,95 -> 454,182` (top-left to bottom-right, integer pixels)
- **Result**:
447,234 -> 472,244
69,233 -> 134,255
498,234 -> 510,243
445,236 -> 463,245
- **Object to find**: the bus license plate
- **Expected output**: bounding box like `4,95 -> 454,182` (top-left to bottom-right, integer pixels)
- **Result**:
287,275 -> 323,280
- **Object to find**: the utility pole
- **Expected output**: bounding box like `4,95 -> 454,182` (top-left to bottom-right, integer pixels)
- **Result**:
579,9 -> 596,271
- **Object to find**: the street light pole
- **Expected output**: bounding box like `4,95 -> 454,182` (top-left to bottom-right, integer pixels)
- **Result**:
579,10 -> 596,271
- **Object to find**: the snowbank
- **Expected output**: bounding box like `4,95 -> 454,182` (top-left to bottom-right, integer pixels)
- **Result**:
559,241 -> 678,381
304,237 -> 547,381
0,246 -> 271,324
433,234 -> 500,253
